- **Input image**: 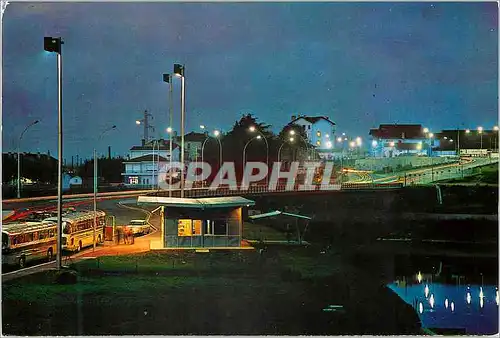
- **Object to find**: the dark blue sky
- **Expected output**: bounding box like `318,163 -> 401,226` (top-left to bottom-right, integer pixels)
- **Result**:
3,2 -> 498,160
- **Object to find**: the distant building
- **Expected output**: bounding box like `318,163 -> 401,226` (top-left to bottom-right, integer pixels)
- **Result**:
184,132 -> 206,161
369,124 -> 434,157
287,115 -> 336,159
122,139 -> 180,187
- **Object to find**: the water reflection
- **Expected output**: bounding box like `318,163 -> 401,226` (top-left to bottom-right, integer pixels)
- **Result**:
388,282 -> 498,334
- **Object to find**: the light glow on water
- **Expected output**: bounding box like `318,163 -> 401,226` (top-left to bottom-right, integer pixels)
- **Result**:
389,283 -> 498,335
424,284 -> 429,298
467,292 -> 472,305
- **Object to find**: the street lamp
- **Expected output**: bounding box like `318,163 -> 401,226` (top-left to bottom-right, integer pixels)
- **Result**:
278,137 -> 295,163
200,129 -> 223,184
163,73 -> 174,197
289,129 -> 310,160
494,126 -> 499,152
93,125 -> 116,251
17,120 -> 39,198
44,36 -> 63,270
249,126 -> 269,184
423,127 -> 429,134
173,63 -> 186,197
243,135 -> 262,170
478,126 -> 483,150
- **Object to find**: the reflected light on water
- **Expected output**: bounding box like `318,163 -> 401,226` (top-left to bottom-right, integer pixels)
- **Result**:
451,301 -> 455,312
496,289 -> 498,306
467,292 -> 472,305
445,298 -> 449,309
419,302 -> 424,314
429,294 -> 435,308
424,284 -> 429,298
480,297 -> 484,309
479,287 -> 484,300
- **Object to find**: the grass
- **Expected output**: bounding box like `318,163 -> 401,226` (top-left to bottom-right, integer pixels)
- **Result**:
242,221 -> 289,241
439,163 -> 499,184
2,249 -> 421,335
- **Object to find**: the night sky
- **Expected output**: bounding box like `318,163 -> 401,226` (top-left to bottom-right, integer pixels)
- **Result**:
2,2 -> 498,160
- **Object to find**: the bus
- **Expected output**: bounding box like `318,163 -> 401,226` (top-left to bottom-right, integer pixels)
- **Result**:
44,210 -> 106,252
2,221 -> 58,268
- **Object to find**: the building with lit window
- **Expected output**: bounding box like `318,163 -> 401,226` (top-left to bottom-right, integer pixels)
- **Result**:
287,115 -> 336,159
369,124 -> 434,157
122,139 -> 179,187
137,196 -> 255,248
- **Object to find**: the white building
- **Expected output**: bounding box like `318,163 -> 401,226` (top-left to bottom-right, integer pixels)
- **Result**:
369,124 -> 434,158
122,139 -> 179,187
288,115 -> 336,159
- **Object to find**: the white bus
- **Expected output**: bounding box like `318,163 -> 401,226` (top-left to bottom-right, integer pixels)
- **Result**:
44,210 -> 106,252
2,221 -> 58,268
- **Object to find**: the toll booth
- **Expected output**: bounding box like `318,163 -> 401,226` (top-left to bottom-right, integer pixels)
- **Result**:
137,196 -> 255,248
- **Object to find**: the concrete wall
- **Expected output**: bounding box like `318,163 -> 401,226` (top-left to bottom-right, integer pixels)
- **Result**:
354,156 -> 456,171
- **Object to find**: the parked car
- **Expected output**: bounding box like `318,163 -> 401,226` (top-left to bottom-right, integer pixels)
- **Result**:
127,220 -> 151,235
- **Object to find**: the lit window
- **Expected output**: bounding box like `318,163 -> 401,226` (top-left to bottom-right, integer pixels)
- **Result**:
317,131 -> 321,137
316,141 -> 321,146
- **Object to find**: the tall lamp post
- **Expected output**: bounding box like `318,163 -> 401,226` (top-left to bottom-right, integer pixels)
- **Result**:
93,125 -> 116,251
478,126 -> 484,151
243,135 -> 262,169
44,36 -> 63,269
173,64 -> 185,197
278,137 -> 295,162
163,74 -> 173,196
17,120 -> 39,198
493,126 -> 499,152
289,129 -> 310,161
166,127 -> 174,196
201,129 -> 223,183
249,126 -> 269,185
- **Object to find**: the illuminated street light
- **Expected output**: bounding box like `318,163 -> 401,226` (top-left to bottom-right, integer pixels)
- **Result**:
478,126 -> 484,149
417,271 -> 422,283
423,127 -> 429,133
289,130 -> 296,136
213,130 -> 220,137
444,136 -> 448,140
173,63 -> 186,197
389,141 -> 395,147
44,36 -> 63,270
494,126 -> 499,131
278,137 -> 295,162
465,129 -> 471,134
249,125 -> 256,132
256,135 -> 262,139
135,120 -> 141,125
428,133 -> 434,138
325,134 -> 330,138
200,125 -> 205,130
356,137 -> 362,146
166,127 -> 173,133
349,141 -> 356,148
371,140 -> 378,147
337,137 -> 343,143
17,120 -> 40,198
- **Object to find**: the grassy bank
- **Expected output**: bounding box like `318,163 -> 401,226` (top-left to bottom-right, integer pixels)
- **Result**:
3,249 -> 421,335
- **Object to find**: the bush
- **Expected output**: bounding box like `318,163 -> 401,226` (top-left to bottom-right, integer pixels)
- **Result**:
54,269 -> 78,285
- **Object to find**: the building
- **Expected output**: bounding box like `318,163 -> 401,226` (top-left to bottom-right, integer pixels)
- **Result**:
184,132 -> 206,161
137,195 -> 255,248
287,115 -> 336,159
122,139 -> 180,187
369,124 -> 434,157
